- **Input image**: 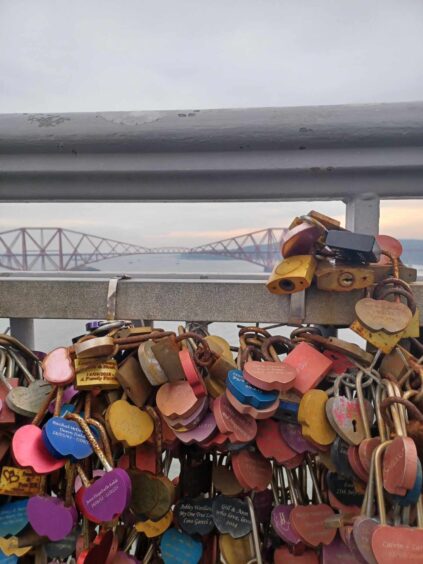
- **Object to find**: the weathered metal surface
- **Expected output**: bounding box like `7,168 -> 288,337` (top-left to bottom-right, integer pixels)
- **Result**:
1,103 -> 423,201
1,276 -> 422,325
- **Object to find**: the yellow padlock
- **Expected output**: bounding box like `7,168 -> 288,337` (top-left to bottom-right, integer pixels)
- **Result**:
75,358 -> 120,390
350,319 -> 401,354
315,261 -> 374,292
266,255 -> 317,295
401,308 -> 420,338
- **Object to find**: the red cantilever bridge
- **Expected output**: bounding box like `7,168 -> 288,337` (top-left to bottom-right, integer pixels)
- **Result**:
0,228 -> 286,272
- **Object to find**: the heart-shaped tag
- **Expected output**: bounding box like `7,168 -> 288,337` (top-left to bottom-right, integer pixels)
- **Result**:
225,388 -> 279,419
135,510 -> 173,538
160,528 -> 203,564
212,495 -> 252,538
212,394 -> 257,442
12,425 -> 66,474
371,524 -> 423,563
163,396 -> 208,431
219,534 -> 255,564
231,449 -> 272,491
175,498 -> 214,535
226,370 -> 279,409
290,504 -> 336,547
352,516 -> 378,564
279,422 -> 319,454
382,436 -> 418,496
256,419 -> 297,464
76,468 -> 130,523
355,297 -> 412,334
42,417 -> 94,460
173,411 -> 217,445
42,347 -> 75,385
105,399 -> 154,447
243,360 -> 297,392
326,473 -> 364,507
27,495 -> 77,541
298,390 -> 336,447
284,342 -> 333,395
156,381 -> 202,419
6,381 -> 52,418
271,504 -> 304,547
326,396 -> 373,446
0,499 -> 28,537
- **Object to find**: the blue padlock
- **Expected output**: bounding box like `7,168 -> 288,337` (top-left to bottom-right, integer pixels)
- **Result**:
226,369 -> 279,410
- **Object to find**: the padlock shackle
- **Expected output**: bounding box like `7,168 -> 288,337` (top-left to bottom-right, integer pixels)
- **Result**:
66,412 -> 112,471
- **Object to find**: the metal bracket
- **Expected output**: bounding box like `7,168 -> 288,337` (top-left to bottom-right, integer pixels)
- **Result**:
288,291 -> 306,325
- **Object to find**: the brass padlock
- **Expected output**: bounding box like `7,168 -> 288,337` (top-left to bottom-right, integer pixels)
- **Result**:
315,261 -> 375,292
266,255 -> 317,295
75,358 -> 120,390
350,319 -> 401,354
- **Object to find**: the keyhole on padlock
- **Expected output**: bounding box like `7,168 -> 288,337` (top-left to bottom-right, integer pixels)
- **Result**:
352,419 -> 357,433
279,279 -> 295,292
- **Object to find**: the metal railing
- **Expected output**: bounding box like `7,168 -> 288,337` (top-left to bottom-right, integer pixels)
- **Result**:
1,101 -> 423,347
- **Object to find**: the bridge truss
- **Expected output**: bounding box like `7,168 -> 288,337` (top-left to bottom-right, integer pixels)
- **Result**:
0,227 -> 286,272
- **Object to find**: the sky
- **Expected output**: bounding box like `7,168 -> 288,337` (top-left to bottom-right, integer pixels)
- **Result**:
1,0 -> 423,245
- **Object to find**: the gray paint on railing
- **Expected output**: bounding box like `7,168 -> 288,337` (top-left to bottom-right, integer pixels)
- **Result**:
1,102 -> 423,201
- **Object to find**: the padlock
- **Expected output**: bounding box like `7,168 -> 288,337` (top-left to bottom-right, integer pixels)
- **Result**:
0,348 -> 19,425
150,334 -> 186,382
298,389 -> 336,448
266,255 -> 317,295
12,385 -> 66,475
379,380 -> 419,497
325,230 -> 381,263
315,260 -> 375,292
271,468 -> 306,552
352,284 -> 417,353
281,222 -> 323,258
3,345 -> 52,418
75,357 -> 120,390
325,373 -> 374,446
370,442 -> 423,563
116,354 -> 152,406
290,456 -> 337,548
284,341 -> 333,395
70,413 -> 131,524
27,462 -> 78,541
105,396 -> 154,447
0,465 -> 42,497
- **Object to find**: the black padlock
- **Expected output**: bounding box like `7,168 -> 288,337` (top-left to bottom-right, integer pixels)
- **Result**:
325,230 -> 381,264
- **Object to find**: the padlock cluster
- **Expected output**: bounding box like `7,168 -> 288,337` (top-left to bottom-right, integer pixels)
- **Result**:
0,211 -> 422,563
267,210 -> 412,295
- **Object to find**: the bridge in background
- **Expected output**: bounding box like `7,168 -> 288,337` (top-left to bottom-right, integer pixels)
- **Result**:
0,227 -> 286,272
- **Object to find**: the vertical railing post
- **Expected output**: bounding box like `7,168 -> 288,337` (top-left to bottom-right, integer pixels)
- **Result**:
345,193 -> 380,235
9,318 -> 35,349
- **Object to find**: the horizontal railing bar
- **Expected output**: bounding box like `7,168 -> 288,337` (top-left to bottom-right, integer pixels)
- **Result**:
1,102 -> 423,202
1,278 -> 423,325
0,272 -> 269,280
